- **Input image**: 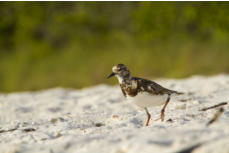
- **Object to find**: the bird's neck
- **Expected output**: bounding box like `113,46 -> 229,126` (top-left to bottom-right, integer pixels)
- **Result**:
116,75 -> 131,84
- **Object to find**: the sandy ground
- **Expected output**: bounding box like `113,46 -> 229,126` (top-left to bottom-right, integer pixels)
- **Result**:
0,75 -> 229,153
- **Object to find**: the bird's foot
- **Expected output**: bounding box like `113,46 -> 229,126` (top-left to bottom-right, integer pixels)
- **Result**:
154,113 -> 165,122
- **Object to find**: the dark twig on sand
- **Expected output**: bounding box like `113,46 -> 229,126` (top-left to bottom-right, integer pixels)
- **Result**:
176,143 -> 202,153
0,128 -> 18,133
200,102 -> 227,111
207,107 -> 224,126
0,127 -> 36,133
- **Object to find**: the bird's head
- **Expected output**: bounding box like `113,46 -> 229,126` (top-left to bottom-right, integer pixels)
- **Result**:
107,64 -> 131,80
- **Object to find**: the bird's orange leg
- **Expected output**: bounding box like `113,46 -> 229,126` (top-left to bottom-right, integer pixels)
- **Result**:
160,96 -> 170,121
144,108 -> 151,126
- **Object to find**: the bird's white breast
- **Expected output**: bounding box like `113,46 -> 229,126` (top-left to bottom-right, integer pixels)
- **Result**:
116,75 -> 123,84
127,92 -> 168,108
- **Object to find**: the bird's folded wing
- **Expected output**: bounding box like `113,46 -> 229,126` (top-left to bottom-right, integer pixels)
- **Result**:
135,77 -> 183,95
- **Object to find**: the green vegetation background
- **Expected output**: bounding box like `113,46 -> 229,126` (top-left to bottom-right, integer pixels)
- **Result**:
0,2 -> 229,92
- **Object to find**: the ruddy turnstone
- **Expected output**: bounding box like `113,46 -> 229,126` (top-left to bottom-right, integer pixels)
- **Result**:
107,64 -> 183,126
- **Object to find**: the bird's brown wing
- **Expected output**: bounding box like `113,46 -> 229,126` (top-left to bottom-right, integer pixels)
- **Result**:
134,77 -> 182,95
120,84 -> 127,97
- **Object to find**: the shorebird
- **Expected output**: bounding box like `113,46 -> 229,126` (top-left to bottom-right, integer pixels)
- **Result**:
107,64 -> 183,126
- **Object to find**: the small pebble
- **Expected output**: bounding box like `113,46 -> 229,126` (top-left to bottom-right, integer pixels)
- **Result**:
112,115 -> 119,119
54,132 -> 62,138
166,119 -> 173,123
50,118 -> 58,123
95,123 -> 104,127
23,128 -> 36,132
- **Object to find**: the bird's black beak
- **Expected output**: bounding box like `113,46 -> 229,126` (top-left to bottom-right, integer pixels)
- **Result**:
107,72 -> 115,79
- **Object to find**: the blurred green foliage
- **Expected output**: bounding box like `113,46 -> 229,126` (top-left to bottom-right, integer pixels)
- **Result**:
0,2 -> 229,92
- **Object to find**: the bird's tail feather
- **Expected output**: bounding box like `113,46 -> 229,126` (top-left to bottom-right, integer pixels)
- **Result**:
171,90 -> 184,95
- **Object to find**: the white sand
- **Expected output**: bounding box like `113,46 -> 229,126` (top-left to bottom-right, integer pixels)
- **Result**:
0,75 -> 229,153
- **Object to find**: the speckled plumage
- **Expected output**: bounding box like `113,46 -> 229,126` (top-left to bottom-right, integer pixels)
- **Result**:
119,77 -> 181,97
